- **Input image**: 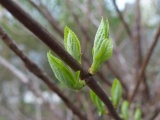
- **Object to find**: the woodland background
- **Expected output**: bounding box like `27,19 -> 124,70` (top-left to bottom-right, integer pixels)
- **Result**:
0,0 -> 160,120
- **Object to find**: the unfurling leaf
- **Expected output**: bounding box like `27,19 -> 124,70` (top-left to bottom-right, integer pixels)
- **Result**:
90,90 -> 106,116
64,26 -> 81,63
47,51 -> 85,90
134,108 -> 142,120
121,100 -> 129,120
89,18 -> 113,74
111,79 -> 122,108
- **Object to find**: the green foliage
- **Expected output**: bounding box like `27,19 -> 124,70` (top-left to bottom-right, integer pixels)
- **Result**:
90,90 -> 106,116
47,51 -> 85,90
47,26 -> 85,90
120,100 -> 129,120
64,26 -> 81,63
120,101 -> 142,120
111,79 -> 122,108
47,19 -> 143,120
89,18 -> 113,75
134,108 -> 142,120
47,18 -> 142,119
90,79 -> 123,116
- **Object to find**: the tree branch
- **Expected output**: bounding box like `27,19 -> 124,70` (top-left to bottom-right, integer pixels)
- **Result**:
0,27 -> 87,120
71,12 -> 92,42
0,55 -> 29,83
28,0 -> 64,37
133,0 -> 149,100
133,0 -> 142,71
112,0 -> 133,38
0,1 -> 121,119
0,55 -> 62,119
129,24 -> 160,102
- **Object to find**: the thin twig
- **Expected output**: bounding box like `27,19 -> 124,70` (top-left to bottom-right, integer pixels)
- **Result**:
133,0 -> 142,71
28,0 -> 63,37
65,0 -> 91,42
0,1 -> 121,119
132,0 -> 149,99
112,0 -> 133,38
148,108 -> 160,120
129,24 -> 160,102
0,56 -> 29,83
145,105 -> 160,120
0,27 -> 87,120
0,56 -> 62,119
134,0 -> 149,100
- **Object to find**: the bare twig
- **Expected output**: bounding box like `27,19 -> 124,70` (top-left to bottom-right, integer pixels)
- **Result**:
0,56 -> 62,119
65,1 -> 91,42
0,1 -> 121,119
112,0 -> 133,38
72,12 -> 91,41
132,0 -> 142,87
0,56 -> 29,83
129,24 -> 160,102
148,108 -> 160,120
28,0 -> 63,37
145,105 -> 160,120
134,0 -> 149,100
0,27 -> 87,120
133,0 -> 142,71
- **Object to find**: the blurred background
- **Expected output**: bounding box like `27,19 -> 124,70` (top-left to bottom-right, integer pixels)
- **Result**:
0,0 -> 160,120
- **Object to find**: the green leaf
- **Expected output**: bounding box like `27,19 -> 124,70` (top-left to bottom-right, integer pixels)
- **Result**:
134,108 -> 142,120
90,90 -> 106,116
47,51 -> 85,90
94,18 -> 109,54
75,71 -> 80,81
89,18 -> 113,74
64,26 -> 81,63
121,100 -> 129,120
111,79 -> 122,108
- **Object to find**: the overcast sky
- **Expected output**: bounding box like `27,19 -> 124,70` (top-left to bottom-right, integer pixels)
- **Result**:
117,0 -> 134,10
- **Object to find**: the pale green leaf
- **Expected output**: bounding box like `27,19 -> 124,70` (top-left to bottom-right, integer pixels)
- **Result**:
47,51 -> 85,90
93,18 -> 109,55
64,26 -> 81,63
90,90 -> 105,116
134,108 -> 142,120
89,18 -> 112,75
73,80 -> 85,90
75,71 -> 80,81
121,100 -> 129,120
90,38 -> 113,74
111,79 -> 122,108
47,51 -> 76,88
